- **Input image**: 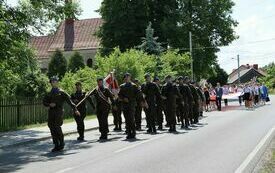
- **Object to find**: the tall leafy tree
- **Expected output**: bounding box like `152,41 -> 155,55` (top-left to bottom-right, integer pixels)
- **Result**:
98,0 -> 238,78
169,0 -> 238,79
207,64 -> 229,86
48,49 -> 67,79
0,0 -> 81,98
98,0 -> 149,55
68,51 -> 85,73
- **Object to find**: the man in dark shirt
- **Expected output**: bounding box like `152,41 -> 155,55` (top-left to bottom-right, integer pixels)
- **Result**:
188,80 -> 200,124
87,78 -> 115,140
215,82 -> 223,111
71,82 -> 89,141
161,75 -> 181,132
118,73 -> 146,139
141,74 -> 161,134
133,79 -> 143,130
177,76 -> 194,128
153,77 -> 164,130
43,76 -> 80,152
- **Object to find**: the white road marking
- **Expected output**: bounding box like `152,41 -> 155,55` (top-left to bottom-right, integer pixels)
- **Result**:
114,134 -> 167,153
55,167 -> 75,173
235,126 -> 275,173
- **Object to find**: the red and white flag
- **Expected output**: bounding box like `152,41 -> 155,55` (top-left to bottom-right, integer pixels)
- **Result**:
103,70 -> 119,95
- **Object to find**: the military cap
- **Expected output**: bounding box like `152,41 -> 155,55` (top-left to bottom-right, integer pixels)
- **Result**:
144,73 -> 151,79
153,77 -> 160,82
49,76 -> 59,83
75,81 -> 82,86
177,76 -> 184,80
165,75 -> 172,79
123,72 -> 131,79
184,76 -> 189,81
97,77 -> 104,82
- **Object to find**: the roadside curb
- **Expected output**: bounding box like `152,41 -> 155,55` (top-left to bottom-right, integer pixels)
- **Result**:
1,117 -> 146,149
1,125 -> 107,149
235,126 -> 275,173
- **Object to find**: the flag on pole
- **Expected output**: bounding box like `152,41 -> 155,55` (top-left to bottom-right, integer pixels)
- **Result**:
103,70 -> 119,95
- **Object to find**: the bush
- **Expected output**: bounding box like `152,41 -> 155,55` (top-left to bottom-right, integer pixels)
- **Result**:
95,48 -> 156,84
158,50 -> 191,80
15,70 -> 49,98
68,51 -> 85,73
48,49 -> 67,79
259,63 -> 275,91
59,67 -> 98,94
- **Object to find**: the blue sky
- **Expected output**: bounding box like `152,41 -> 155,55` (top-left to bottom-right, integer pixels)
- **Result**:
7,0 -> 275,73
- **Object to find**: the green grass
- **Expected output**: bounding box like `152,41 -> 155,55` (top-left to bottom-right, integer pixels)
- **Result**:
260,149 -> 275,173
269,88 -> 275,95
0,114 -> 96,132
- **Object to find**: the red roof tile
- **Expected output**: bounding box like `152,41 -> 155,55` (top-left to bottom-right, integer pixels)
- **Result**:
48,18 -> 102,52
30,35 -> 54,59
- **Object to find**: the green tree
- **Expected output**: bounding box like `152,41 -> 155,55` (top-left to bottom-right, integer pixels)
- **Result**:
158,50 -> 191,79
0,0 -> 81,98
95,48 -> 156,84
60,67 -> 98,94
48,49 -> 67,79
18,0 -> 82,35
68,51 -> 85,73
207,64 -> 229,86
168,0 -> 238,79
260,62 -> 275,90
138,22 -> 164,55
15,71 -> 49,98
98,0 -> 148,55
97,0 -> 237,78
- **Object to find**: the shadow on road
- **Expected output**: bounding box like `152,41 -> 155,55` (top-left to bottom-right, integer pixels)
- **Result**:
0,139 -> 92,173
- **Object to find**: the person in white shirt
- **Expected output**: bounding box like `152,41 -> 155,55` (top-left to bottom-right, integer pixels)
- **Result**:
243,83 -> 252,109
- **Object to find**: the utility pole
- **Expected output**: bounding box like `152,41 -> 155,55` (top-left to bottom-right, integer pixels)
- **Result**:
237,54 -> 240,84
189,31 -> 194,80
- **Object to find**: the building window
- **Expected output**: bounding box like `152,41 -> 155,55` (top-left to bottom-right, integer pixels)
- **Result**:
87,58 -> 93,67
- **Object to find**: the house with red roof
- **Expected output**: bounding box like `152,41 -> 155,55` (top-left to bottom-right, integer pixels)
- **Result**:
30,18 -> 102,71
228,64 -> 266,84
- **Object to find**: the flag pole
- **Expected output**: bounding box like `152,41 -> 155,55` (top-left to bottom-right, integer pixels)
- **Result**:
76,69 -> 115,107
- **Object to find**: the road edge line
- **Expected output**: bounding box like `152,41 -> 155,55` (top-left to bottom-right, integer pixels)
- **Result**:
235,126 -> 275,173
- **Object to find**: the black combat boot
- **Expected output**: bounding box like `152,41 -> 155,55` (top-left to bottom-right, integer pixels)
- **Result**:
158,124 -> 163,130
99,134 -> 108,140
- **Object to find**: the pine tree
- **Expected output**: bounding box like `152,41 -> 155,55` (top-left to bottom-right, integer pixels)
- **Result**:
68,51 -> 85,73
47,49 -> 67,79
138,22 -> 163,56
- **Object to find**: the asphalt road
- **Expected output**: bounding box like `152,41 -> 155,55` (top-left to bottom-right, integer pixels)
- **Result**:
0,99 -> 274,173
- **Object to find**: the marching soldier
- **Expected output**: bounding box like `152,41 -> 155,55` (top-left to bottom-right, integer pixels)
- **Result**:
141,74 -> 162,134
177,76 -> 194,128
196,85 -> 206,117
161,75 -> 181,132
71,82 -> 90,141
118,73 -> 146,139
133,79 -> 143,130
87,78 -> 115,140
153,77 -> 164,130
112,97 -> 122,131
43,76 -> 80,152
188,80 -> 200,124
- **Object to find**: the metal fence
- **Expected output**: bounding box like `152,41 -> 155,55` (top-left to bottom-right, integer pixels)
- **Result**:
0,98 -> 94,131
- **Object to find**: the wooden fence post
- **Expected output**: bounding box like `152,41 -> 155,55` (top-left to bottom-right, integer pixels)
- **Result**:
16,100 -> 20,127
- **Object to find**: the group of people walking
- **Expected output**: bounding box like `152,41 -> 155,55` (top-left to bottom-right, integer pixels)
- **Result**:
43,73 -> 270,152
43,73 -> 208,152
241,82 -> 269,109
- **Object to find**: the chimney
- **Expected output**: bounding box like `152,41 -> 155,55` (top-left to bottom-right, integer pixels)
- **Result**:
253,64 -> 258,70
246,64 -> 250,69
